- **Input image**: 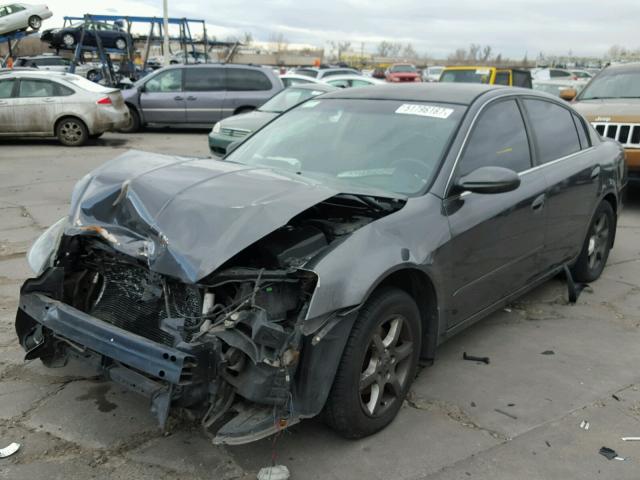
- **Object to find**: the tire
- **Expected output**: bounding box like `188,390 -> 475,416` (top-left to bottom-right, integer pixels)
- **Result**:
115,38 -> 127,50
28,15 -> 42,30
56,117 -> 88,146
118,106 -> 140,133
324,287 -> 422,439
62,33 -> 75,48
86,70 -> 99,82
571,201 -> 615,283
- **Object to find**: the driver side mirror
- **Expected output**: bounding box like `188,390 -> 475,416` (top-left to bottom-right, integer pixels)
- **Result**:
559,87 -> 577,101
454,166 -> 520,195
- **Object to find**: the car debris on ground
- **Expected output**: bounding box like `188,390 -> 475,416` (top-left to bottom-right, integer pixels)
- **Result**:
0,442 -> 21,459
599,446 -> 626,461
463,352 -> 490,364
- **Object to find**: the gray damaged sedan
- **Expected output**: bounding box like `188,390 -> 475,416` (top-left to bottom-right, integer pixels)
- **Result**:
16,84 -> 625,444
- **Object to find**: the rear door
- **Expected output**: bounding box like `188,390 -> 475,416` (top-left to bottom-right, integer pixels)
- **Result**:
442,98 -> 547,327
139,68 -> 186,124
521,98 -> 599,269
0,78 -> 16,132
223,67 -> 274,118
14,78 -> 69,133
183,67 -> 225,124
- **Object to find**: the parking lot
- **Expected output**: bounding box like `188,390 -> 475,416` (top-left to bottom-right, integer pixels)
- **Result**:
0,131 -> 638,479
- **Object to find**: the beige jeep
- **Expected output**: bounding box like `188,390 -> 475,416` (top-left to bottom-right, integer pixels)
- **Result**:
567,63 -> 640,179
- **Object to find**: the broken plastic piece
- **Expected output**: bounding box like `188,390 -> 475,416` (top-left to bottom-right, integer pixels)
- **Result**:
580,420 -> 590,430
494,408 -> 517,420
463,352 -> 490,364
612,394 -> 621,401
0,442 -> 20,459
541,350 -> 555,355
622,437 -> 640,441
563,264 -> 589,304
599,446 -> 625,461
257,465 -> 290,480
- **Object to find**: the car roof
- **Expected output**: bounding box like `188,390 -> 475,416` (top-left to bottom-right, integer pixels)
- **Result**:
323,74 -> 383,82
602,62 -> 640,73
158,63 -> 272,72
0,70 -> 75,80
319,83 -> 505,105
285,83 -> 337,92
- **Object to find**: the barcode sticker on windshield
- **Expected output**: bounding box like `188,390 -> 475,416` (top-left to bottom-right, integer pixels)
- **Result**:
395,104 -> 454,119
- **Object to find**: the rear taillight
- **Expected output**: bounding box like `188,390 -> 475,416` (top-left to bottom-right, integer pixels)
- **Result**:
96,97 -> 112,105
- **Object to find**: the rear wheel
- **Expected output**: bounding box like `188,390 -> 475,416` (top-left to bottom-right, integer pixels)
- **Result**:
324,287 -> 421,438
28,15 -> 42,30
118,106 -> 140,133
56,117 -> 88,146
571,201 -> 615,282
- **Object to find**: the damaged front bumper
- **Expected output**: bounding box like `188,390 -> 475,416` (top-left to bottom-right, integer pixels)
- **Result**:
16,265 -> 357,445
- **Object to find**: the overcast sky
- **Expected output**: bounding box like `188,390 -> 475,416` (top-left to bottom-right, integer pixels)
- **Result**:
43,0 -> 640,58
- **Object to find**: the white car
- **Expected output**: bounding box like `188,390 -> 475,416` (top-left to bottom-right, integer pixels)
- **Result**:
0,3 -> 52,35
322,75 -> 384,88
280,74 -> 324,88
0,70 -> 129,145
423,65 -> 444,82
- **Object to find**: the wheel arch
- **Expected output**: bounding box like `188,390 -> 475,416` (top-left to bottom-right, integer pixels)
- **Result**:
53,114 -> 90,136
125,101 -> 143,124
367,267 -> 439,361
601,191 -> 618,247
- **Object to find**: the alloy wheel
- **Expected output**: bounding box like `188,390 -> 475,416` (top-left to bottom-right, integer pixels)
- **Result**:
359,315 -> 414,417
62,34 -> 75,47
28,16 -> 41,29
115,38 -> 127,50
587,212 -> 610,271
59,121 -> 83,145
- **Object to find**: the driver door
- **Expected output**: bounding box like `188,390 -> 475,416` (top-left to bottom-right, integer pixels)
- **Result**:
441,98 -> 548,328
139,68 -> 186,124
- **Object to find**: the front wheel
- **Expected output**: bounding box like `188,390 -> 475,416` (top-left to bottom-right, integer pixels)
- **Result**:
28,15 -> 42,30
324,287 -> 421,438
62,33 -> 75,48
571,201 -> 615,282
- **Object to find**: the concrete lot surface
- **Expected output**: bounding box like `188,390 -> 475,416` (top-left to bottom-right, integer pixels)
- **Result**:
1,132 -> 640,479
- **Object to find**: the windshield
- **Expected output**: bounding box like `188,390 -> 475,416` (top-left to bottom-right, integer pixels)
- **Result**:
579,69 -> 640,100
226,99 -> 465,196
391,65 -> 416,73
440,68 -> 492,84
428,67 -> 443,75
259,87 -> 327,113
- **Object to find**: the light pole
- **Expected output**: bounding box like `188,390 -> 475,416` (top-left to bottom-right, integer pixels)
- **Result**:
163,0 -> 170,66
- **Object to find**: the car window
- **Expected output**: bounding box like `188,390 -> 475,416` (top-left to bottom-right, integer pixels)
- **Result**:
494,71 -> 510,86
458,99 -> 531,177
523,99 -> 581,163
144,69 -> 182,93
0,79 -> 15,98
18,79 -> 59,98
10,4 -> 25,11
328,79 -> 349,88
35,58 -> 68,67
352,79 -> 373,87
184,67 -> 224,91
226,69 -> 272,91
513,71 -> 532,88
440,69 -> 492,84
550,70 -> 571,78
572,113 -> 590,148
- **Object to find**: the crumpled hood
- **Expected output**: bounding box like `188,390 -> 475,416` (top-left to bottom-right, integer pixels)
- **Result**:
68,150 -> 342,283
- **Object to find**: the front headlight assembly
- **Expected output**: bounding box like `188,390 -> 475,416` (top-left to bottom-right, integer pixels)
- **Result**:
212,122 -> 221,134
27,217 -> 67,276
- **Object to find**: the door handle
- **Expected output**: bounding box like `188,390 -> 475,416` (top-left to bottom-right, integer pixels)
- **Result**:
590,166 -> 601,180
531,193 -> 546,211
174,96 -> 184,101
43,98 -> 55,103
186,96 -> 197,101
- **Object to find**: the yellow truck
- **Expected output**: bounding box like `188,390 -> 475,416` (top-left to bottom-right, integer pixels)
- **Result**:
439,66 -> 532,88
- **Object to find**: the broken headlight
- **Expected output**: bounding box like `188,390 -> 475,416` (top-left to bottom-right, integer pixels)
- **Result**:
27,217 -> 67,276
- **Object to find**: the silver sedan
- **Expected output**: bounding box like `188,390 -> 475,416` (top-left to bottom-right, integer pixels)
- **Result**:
0,70 -> 129,146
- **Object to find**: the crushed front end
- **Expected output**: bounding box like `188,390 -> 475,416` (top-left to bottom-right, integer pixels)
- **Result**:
15,190 -> 402,444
